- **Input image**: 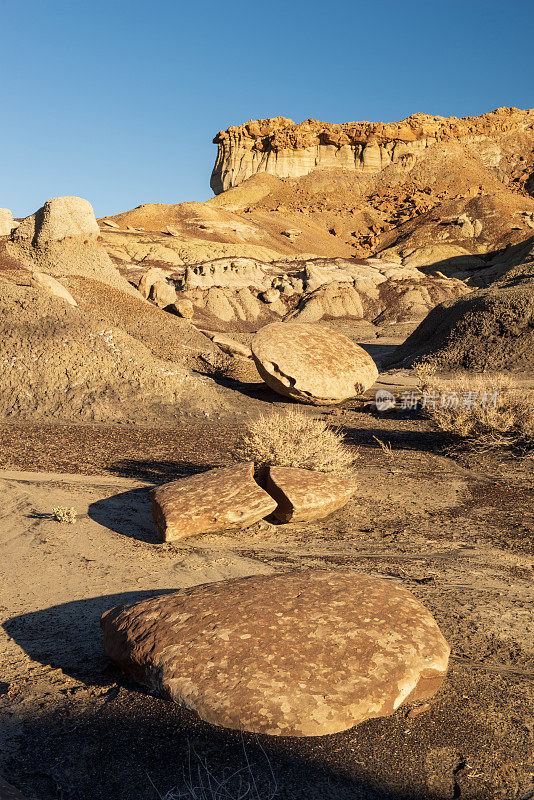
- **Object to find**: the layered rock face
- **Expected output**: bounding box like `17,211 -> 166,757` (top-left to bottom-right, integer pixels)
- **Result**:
211,107 -> 534,194
147,256 -> 468,331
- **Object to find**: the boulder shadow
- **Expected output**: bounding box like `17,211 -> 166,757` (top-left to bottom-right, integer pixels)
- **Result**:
340,424 -> 451,454
88,486 -> 160,543
357,342 -> 399,369
202,372 -> 295,404
87,460 -> 224,543
108,457 -> 212,483
3,591 -> 177,686
1,706 -> 424,800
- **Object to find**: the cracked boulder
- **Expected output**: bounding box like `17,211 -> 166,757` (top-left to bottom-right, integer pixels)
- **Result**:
264,466 -> 355,522
100,570 -> 450,736
251,322 -> 378,404
150,462 -> 276,542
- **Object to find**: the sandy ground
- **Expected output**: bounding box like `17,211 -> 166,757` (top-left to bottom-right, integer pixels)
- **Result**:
0,410 -> 533,800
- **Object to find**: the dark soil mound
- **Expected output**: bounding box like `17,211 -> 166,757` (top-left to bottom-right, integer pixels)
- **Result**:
386,238 -> 534,371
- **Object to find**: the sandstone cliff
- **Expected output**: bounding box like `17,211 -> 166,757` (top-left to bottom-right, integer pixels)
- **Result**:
211,107 -> 534,194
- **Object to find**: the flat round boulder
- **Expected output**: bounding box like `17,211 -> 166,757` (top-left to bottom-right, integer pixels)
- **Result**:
101,570 -> 450,737
250,322 -> 378,404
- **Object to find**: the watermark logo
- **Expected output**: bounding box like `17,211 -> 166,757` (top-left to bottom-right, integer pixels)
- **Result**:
375,389 -> 500,411
375,389 -> 396,411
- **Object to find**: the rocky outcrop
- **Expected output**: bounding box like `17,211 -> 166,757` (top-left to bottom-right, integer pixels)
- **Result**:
100,570 -> 450,736
8,196 -> 139,297
13,196 -> 100,243
30,272 -> 78,307
0,209 -> 19,236
287,259 -> 468,325
137,266 -> 172,299
374,193 -> 534,271
206,333 -> 252,358
0,281 -> 229,423
184,257 -> 271,290
150,279 -> 177,308
251,322 -> 379,404
171,295 -> 194,318
170,256 -> 468,330
211,107 -> 534,194
183,285 -> 282,327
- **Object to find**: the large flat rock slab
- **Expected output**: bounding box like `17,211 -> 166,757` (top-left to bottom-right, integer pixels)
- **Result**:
100,570 -> 450,737
264,466 -> 356,522
150,462 -> 276,542
251,322 -> 379,404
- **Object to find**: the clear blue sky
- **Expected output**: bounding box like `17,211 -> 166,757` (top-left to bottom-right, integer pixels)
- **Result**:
1,0 -> 532,218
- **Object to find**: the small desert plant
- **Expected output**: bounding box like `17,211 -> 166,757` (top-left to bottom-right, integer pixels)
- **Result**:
413,359 -> 438,387
160,737 -> 277,800
418,372 -> 534,453
372,435 -> 394,461
51,506 -> 77,523
233,407 -> 356,472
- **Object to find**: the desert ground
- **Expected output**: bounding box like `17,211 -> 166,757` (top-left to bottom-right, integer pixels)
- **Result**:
1,108 -> 533,800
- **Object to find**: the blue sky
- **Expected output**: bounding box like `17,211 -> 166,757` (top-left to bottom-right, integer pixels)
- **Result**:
1,0 -> 532,218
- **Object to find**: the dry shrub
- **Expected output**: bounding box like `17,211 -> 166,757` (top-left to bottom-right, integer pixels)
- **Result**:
161,737 -> 277,800
417,370 -> 534,453
233,407 -> 355,472
52,506 -> 77,523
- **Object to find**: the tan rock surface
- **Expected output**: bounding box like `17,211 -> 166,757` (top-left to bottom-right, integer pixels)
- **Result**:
261,288 -> 280,303
209,333 -> 252,358
171,296 -> 194,318
265,466 -> 356,522
0,281 -> 233,423
150,462 -> 276,542
29,272 -> 78,307
13,196 -> 100,243
251,322 -> 379,404
8,196 -> 139,297
138,267 -> 171,299
150,279 -> 177,308
100,570 -> 450,736
0,209 -> 18,236
184,257 -> 270,290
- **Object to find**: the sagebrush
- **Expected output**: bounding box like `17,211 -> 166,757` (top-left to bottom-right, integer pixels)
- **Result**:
416,370 -> 534,453
52,506 -> 77,523
233,408 -> 355,472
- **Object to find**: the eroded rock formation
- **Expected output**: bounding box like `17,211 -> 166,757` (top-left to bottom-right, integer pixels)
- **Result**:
8,196 -> 139,297
211,107 -> 534,194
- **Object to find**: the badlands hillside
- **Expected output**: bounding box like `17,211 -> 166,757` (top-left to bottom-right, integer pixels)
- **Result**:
0,108 -> 533,800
